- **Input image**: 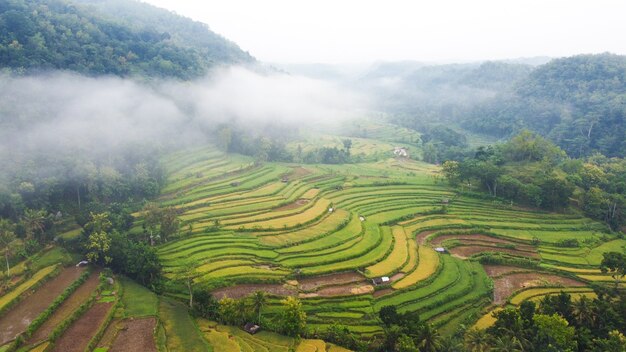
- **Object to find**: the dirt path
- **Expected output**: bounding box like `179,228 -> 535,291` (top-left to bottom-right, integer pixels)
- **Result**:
109,317 -> 157,352
449,245 -> 539,259
0,266 -> 85,345
373,288 -> 394,298
432,234 -> 519,246
51,302 -> 113,352
493,273 -> 585,305
27,271 -> 100,344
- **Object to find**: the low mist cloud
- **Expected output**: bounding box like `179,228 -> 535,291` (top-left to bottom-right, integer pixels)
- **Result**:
0,67 -> 365,165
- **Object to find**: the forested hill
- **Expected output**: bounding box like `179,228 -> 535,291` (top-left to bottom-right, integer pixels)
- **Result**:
464,53 -> 626,157
0,0 -> 255,79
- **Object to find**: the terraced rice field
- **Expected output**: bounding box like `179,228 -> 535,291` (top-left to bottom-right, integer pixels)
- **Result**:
149,144 -> 623,343
5,144 -> 616,351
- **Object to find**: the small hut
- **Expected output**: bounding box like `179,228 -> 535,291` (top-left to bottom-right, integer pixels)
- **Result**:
434,247 -> 447,253
244,323 -> 261,334
372,276 -> 390,286
393,147 -> 409,157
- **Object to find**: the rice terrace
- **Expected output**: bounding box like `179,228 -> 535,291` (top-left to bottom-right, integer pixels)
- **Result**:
3,134 -> 623,351
2,0 -> 626,351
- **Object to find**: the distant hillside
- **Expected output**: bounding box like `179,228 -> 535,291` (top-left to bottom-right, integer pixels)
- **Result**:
464,53 -> 626,157
0,0 -> 254,78
364,61 -> 534,128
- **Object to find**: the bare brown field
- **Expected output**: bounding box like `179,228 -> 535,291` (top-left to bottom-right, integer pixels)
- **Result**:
0,266 -> 85,345
51,302 -> 114,352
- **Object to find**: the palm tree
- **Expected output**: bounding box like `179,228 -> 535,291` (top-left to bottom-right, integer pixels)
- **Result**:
419,323 -> 443,352
438,336 -> 465,352
235,298 -> 250,324
572,295 -> 595,327
465,328 -> 491,352
0,220 -> 17,276
490,336 -> 523,352
251,291 -> 267,324
22,209 -> 46,241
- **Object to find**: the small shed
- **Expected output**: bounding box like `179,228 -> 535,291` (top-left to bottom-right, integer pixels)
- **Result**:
393,147 -> 409,157
281,177 -> 289,183
372,276 -> 390,286
441,198 -> 449,205
76,260 -> 89,267
328,207 -> 334,213
244,323 -> 261,334
359,216 -> 365,222
434,247 -> 447,253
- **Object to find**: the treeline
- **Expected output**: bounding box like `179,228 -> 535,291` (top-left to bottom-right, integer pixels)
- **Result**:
72,211 -> 162,288
386,54 -> 626,159
419,125 -> 470,164
442,131 -> 625,230
463,53 -> 626,158
466,286 -> 626,351
191,292 -> 308,339
64,201 -> 185,290
215,124 -> 354,164
0,0 -> 253,79
0,145 -> 166,274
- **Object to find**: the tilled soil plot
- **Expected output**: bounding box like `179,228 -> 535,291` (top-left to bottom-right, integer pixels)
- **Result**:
0,266 -> 85,345
415,231 -> 438,244
390,272 -> 405,281
299,272 -> 365,291
273,199 -> 310,211
52,302 -> 114,352
493,272 -> 585,304
28,271 -> 100,344
482,265 -> 528,277
316,283 -> 374,297
109,317 -> 157,352
211,284 -> 297,299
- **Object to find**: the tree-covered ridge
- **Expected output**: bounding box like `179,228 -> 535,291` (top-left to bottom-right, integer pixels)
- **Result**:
464,53 -> 626,158
442,130 -> 626,231
0,0 -> 254,79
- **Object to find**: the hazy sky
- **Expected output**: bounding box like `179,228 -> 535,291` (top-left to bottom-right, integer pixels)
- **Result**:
141,0 -> 626,64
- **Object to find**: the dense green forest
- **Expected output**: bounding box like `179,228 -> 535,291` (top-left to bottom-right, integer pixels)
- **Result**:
0,0 -> 254,78
464,54 -> 626,157
385,54 -> 626,159
441,131 -> 626,232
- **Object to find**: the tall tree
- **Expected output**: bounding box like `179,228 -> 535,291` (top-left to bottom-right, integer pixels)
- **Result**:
342,139 -> 353,156
279,296 -> 307,337
0,220 -> 17,276
600,252 -> 626,289
251,291 -> 267,324
176,261 -> 196,308
464,328 -> 490,352
22,209 -> 46,241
